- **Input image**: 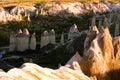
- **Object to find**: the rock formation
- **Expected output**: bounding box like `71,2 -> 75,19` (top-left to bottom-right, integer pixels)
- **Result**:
66,25 -> 115,80
40,30 -> 50,48
60,32 -> 64,45
84,25 -> 99,53
16,34 -> 23,51
114,23 -> 119,36
30,33 -> 36,50
9,33 -> 16,52
9,28 -> 36,52
113,36 -> 120,60
49,29 -> 56,44
68,24 -> 80,40
18,29 -> 22,35
0,63 -> 91,80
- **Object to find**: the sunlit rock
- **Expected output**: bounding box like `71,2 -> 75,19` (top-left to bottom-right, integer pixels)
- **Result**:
0,62 -> 91,80
65,52 -> 82,69
68,24 -> 80,40
75,26 -> 114,79
23,28 -> 30,36
18,29 -> 22,35
27,14 -> 31,22
30,33 -> 36,50
99,26 -> 114,63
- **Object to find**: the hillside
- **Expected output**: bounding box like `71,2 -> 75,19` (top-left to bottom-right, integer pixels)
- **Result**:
0,0 -> 120,8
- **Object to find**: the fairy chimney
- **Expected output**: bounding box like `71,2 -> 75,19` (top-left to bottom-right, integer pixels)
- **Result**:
30,33 -> 36,50
113,36 -> 120,60
79,26 -> 114,78
23,28 -> 30,36
49,29 -> 56,44
9,32 -> 16,52
68,24 -> 80,40
84,25 -> 99,53
18,29 -> 22,35
40,30 -> 49,48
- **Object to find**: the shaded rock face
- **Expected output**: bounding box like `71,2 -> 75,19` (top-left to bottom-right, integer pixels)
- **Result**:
72,32 -> 87,56
113,36 -> 120,60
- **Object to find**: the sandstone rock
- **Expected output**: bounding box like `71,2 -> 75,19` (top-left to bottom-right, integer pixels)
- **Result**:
65,52 -> 82,69
98,26 -> 114,63
0,63 -> 91,80
78,26 -> 114,79
103,17 -> 110,27
23,28 -> 30,36
84,25 -> 98,53
18,29 -> 22,35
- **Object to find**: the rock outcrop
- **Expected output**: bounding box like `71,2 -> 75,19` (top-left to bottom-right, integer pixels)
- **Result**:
67,25 -> 115,80
0,62 -> 91,80
68,24 -> 80,40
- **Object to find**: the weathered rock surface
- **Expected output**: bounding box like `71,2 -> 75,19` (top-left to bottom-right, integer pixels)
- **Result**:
0,62 -> 91,80
113,36 -> 120,60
